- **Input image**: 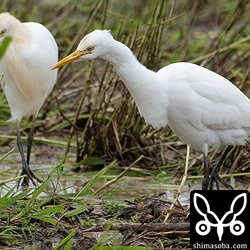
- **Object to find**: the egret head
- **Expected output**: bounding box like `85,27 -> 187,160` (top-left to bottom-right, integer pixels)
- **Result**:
0,13 -> 20,40
52,30 -> 114,69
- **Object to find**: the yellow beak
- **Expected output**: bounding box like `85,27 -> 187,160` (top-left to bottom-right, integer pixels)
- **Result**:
52,49 -> 90,70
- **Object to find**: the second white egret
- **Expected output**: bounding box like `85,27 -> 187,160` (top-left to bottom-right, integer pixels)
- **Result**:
0,13 -> 58,187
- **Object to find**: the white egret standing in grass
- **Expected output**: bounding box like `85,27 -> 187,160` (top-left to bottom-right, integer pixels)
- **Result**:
52,30 -> 250,190
0,13 -> 58,187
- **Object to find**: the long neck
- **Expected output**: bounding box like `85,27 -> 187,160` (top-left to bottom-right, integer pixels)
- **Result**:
107,40 -> 155,87
102,40 -> 156,106
101,40 -> 169,128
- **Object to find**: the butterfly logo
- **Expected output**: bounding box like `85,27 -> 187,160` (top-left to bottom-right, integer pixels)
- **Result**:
193,193 -> 247,241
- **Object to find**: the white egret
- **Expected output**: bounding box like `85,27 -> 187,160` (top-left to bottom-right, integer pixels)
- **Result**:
0,13 -> 58,187
52,30 -> 250,190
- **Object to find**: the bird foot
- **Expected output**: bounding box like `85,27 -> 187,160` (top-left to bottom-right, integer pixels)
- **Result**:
18,163 -> 43,189
209,171 -> 233,190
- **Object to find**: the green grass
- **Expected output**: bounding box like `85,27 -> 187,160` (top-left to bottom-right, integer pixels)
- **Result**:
0,0 -> 249,248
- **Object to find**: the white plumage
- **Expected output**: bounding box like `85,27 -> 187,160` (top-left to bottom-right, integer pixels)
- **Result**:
0,13 -> 58,121
53,29 -> 250,189
0,12 -> 58,187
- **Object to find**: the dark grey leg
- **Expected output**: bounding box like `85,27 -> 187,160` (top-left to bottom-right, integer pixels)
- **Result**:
26,115 -> 36,165
16,121 -> 41,188
209,145 -> 234,190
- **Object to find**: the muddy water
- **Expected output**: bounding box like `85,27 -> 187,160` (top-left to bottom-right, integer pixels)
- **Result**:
0,161 -> 195,207
0,144 -> 249,205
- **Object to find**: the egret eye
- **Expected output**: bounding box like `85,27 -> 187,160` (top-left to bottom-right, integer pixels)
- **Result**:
87,46 -> 94,52
0,29 -> 6,36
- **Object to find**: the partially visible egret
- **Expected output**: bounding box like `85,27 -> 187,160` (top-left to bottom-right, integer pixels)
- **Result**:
52,30 -> 250,190
0,13 -> 58,187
